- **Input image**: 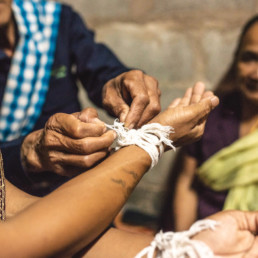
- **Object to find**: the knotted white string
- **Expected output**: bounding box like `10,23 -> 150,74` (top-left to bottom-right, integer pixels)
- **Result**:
135,219 -> 219,258
106,119 -> 175,169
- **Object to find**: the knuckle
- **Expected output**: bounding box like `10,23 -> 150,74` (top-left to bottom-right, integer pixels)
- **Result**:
145,74 -> 159,86
72,124 -> 83,137
123,72 -> 144,87
137,94 -> 150,105
82,155 -> 94,168
46,113 -> 61,128
129,69 -> 144,78
53,165 -> 66,176
42,131 -> 57,147
48,152 -> 57,163
157,88 -> 161,97
46,152 -> 60,168
87,107 -> 98,116
80,140 -> 90,154
45,116 -> 55,128
83,152 -> 107,168
123,78 -> 136,89
149,76 -> 159,86
149,103 -> 161,115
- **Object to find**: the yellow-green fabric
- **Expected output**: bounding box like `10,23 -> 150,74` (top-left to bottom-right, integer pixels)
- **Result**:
197,129 -> 258,211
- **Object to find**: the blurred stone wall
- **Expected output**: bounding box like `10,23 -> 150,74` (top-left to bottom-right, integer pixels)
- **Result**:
60,0 -> 258,221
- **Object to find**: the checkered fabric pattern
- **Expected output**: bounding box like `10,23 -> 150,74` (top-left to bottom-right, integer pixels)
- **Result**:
0,0 -> 61,141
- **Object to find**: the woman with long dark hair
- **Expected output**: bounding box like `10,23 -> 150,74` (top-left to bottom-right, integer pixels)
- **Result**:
171,15 -> 258,232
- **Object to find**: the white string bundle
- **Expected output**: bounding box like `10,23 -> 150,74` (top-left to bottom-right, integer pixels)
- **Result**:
135,219 -> 219,258
106,119 -> 176,169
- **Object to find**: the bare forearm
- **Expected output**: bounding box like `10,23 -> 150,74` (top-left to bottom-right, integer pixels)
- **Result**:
174,176 -> 198,231
81,227 -> 154,258
3,146 -> 151,257
5,180 -> 39,218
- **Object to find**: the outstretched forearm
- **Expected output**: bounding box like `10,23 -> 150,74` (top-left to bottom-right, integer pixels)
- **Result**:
3,146 -> 151,257
1,83 -> 219,257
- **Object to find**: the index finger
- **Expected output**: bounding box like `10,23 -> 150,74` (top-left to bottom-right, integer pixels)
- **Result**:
134,76 -> 161,128
189,82 -> 206,104
123,81 -> 149,128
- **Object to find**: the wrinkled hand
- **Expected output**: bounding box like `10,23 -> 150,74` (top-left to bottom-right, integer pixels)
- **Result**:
151,82 -> 219,147
192,210 -> 258,257
21,108 -> 116,177
102,70 -> 161,129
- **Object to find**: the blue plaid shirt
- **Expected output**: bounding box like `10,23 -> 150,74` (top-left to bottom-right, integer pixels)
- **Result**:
0,4 -> 129,195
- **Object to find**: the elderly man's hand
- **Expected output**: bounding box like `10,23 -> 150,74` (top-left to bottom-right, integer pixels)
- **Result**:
21,108 -> 116,177
192,210 -> 258,257
102,70 -> 161,129
151,82 -> 219,147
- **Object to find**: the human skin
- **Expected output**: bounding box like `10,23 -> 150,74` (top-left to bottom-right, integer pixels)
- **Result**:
173,20 -> 258,232
0,0 -> 161,174
192,210 -> 258,258
102,69 -> 161,129
237,22 -> 258,106
84,210 -> 258,258
4,84 -> 258,258
21,82 -> 213,176
1,0 -> 161,130
2,83 -> 220,257
21,70 -> 161,176
236,22 -> 258,136
21,109 -> 116,176
0,0 -> 15,56
0,0 -> 12,27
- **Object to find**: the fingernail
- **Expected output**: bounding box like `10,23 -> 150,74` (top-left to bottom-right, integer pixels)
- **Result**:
210,96 -> 219,108
120,113 -> 127,122
197,81 -> 205,87
128,123 -> 135,129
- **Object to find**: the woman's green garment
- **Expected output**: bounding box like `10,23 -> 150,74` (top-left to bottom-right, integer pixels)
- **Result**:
197,130 -> 258,211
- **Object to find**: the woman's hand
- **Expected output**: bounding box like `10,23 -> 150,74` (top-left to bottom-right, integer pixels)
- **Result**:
151,82 -> 219,147
193,210 -> 258,257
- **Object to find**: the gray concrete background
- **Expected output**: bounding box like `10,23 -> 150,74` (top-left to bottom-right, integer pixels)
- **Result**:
60,0 -> 258,220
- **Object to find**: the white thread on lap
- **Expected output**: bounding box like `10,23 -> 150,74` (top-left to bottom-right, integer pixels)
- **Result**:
106,119 -> 176,169
135,219 -> 218,258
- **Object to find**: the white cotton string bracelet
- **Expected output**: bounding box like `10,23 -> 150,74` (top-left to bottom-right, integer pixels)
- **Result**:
135,219 -> 219,258
106,119 -> 176,169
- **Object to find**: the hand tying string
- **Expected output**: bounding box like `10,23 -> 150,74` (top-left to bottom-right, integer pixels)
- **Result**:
106,119 -> 175,169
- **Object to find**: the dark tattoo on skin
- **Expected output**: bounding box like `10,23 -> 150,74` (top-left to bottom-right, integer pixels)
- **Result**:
111,178 -> 126,188
125,170 -> 139,181
111,170 -> 140,198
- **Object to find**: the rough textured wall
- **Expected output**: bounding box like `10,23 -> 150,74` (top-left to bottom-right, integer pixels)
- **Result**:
60,0 -> 258,222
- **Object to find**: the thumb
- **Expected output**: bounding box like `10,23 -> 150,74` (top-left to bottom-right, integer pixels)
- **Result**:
78,108 -> 103,124
194,96 -> 219,122
203,95 -> 219,110
78,108 -> 106,133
